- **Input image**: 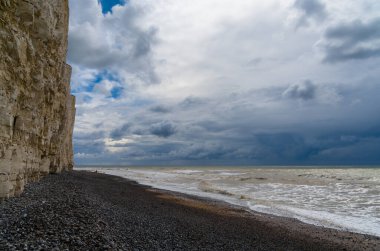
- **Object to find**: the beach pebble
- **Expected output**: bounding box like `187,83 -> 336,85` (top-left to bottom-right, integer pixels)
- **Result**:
0,171 -> 379,251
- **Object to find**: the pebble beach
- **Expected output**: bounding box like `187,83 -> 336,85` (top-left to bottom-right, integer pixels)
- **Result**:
0,171 -> 379,250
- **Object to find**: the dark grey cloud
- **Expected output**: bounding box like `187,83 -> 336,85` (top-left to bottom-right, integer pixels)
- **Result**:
179,97 -> 207,108
150,121 -> 176,138
74,131 -> 105,140
251,133 -> 328,164
80,124 -> 380,165
197,121 -> 229,133
110,123 -> 131,140
322,18 -> 380,63
74,131 -> 106,155
132,128 -> 145,136
133,27 -> 158,59
168,142 -> 233,161
310,133 -> 380,165
149,105 -> 171,113
74,79 -> 380,166
282,80 -> 317,100
248,129 -> 380,165
294,0 -> 327,27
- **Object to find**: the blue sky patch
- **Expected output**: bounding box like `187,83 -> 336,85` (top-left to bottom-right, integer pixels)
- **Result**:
91,71 -> 120,91
110,86 -> 124,99
98,0 -> 126,14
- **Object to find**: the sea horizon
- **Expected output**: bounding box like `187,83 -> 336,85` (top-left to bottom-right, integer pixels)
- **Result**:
75,165 -> 380,169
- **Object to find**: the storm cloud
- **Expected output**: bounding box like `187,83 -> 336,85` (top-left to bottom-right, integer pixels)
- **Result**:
321,18 -> 380,63
150,122 -> 176,138
110,124 -> 131,140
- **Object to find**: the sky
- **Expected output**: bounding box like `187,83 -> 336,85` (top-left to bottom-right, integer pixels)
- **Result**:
68,0 -> 380,166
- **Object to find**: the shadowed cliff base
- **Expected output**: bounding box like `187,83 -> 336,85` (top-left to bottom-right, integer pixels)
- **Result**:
0,171 -> 379,250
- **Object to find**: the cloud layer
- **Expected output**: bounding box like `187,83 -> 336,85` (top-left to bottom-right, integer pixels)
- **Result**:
321,18 -> 380,62
68,0 -> 380,166
293,0 -> 327,27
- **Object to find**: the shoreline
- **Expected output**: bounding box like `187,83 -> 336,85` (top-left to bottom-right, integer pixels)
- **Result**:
130,178 -> 380,243
1,171 -> 379,250
81,166 -> 380,237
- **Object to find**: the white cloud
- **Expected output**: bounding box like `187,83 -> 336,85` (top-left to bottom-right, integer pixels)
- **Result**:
68,0 -> 158,84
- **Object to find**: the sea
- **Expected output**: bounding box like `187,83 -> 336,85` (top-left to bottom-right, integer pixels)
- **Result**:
76,166 -> 380,237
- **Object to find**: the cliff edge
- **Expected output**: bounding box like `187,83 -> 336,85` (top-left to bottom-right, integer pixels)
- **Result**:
0,0 -> 75,198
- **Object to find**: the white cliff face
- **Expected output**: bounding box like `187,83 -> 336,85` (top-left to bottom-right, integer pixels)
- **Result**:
0,0 -> 75,198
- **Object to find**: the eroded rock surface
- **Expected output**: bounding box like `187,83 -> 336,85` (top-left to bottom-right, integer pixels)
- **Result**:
0,0 -> 75,198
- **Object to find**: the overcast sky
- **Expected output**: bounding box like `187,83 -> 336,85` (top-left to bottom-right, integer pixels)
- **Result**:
68,0 -> 380,166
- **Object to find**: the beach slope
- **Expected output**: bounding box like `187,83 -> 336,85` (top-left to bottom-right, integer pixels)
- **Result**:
0,171 -> 378,250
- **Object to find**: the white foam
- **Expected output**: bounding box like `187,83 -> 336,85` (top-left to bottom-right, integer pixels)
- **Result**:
172,170 -> 204,174
218,172 -> 244,176
248,202 -> 380,237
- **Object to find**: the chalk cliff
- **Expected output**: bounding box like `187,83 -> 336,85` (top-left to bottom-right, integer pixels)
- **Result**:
0,0 -> 75,198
